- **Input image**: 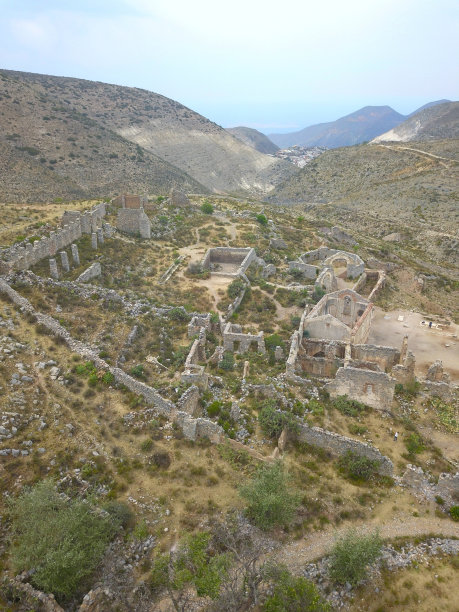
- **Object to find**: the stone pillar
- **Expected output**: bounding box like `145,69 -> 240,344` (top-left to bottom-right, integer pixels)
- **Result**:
48,232 -> 57,256
60,251 -> 70,273
400,335 -> 408,364
71,244 -> 80,266
96,228 -> 104,245
91,233 -> 98,249
49,258 -> 59,279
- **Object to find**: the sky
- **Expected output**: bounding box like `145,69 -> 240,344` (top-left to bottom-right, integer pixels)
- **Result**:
0,0 -> 458,133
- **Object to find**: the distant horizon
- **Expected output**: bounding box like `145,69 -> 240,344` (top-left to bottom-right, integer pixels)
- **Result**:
0,0 -> 458,135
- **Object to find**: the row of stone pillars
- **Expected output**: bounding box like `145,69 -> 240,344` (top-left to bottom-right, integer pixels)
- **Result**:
49,243 -> 80,280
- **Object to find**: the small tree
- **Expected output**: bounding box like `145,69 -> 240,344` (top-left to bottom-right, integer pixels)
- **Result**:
328,529 -> 382,585
150,531 -> 230,611
338,450 -> 379,481
227,278 -> 245,299
8,480 -> 118,599
256,213 -> 268,226
262,564 -> 330,612
201,200 -> 214,214
258,401 -> 299,439
219,351 -> 235,371
240,461 -> 300,530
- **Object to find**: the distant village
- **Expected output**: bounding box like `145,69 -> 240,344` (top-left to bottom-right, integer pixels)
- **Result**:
274,145 -> 327,167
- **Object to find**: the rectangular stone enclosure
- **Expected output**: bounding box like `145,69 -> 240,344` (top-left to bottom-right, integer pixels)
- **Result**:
201,247 -> 255,277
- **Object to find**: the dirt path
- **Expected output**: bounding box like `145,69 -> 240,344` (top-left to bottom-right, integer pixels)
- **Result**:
275,516 -> 459,569
375,144 -> 456,168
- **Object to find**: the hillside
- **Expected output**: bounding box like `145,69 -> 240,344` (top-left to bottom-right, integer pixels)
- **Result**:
270,139 -> 459,270
0,71 -> 207,202
0,70 -> 295,200
372,101 -> 459,143
226,126 -> 279,154
268,106 -> 405,149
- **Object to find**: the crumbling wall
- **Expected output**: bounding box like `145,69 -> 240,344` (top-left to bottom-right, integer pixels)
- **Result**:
201,247 -> 255,277
177,385 -> 201,416
316,266 -> 337,292
116,208 -> 151,239
223,322 -> 265,354
325,366 -> 395,410
288,261 -> 319,279
76,262 -> 102,283
295,422 -> 393,476
351,343 -> 400,371
0,202 -> 106,274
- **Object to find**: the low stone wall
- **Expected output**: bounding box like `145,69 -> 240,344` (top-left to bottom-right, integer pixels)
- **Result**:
76,262 -> 102,283
286,331 -> 301,378
177,385 -> 201,416
201,247 -> 255,277
295,422 -> 394,476
402,464 -> 459,506
300,246 -> 337,264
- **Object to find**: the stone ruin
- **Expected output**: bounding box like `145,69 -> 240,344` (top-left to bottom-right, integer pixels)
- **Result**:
223,322 -> 266,355
287,284 -> 417,410
111,194 -> 148,209
201,247 -> 256,278
169,187 -> 191,207
116,197 -> 151,239
0,202 -> 106,274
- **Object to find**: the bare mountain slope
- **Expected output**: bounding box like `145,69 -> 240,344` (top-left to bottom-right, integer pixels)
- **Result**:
226,126 -> 279,154
0,71 -> 206,202
1,70 -> 295,196
372,101 -> 459,143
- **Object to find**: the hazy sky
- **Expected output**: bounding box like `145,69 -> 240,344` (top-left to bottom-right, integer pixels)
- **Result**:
1,0 -> 458,133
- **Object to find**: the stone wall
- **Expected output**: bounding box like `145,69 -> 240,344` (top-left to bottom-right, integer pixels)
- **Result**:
300,246 -> 337,264
116,208 -> 151,239
76,262 -> 102,283
288,261 -> 319,279
201,247 -> 256,277
223,322 -> 265,354
316,266 -> 338,292
294,422 -> 393,476
176,385 -> 201,416
0,203 -> 106,274
325,366 -> 395,410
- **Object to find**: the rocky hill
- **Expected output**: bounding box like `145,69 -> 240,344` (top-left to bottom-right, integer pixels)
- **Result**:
269,139 -> 459,261
372,101 -> 459,143
0,70 -> 295,201
268,106 -> 406,149
226,126 -> 279,154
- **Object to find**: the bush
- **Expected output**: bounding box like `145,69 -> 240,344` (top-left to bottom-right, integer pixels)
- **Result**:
150,531 -> 230,600
338,450 -> 379,481
449,505 -> 459,521
333,395 -> 366,418
405,432 -> 425,455
201,200 -> 214,214
264,333 -> 284,351
219,351 -> 234,371
227,278 -> 245,300
153,452 -> 171,469
8,480 -> 117,599
240,461 -> 300,530
258,401 -> 299,439
168,307 -> 189,321
130,364 -> 145,379
328,529 -> 382,585
263,564 -> 330,611
256,213 -> 268,226
140,438 -> 154,452
103,500 -> 134,529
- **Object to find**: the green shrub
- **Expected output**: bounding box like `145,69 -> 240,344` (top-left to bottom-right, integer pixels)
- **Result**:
338,450 -> 379,481
219,351 -> 234,371
140,438 -> 154,452
101,371 -> 114,385
450,505 -> 459,521
150,532 -> 230,599
8,480 -> 117,599
227,278 -> 245,300
168,307 -> 189,321
103,500 -> 134,528
333,395 -> 366,417
130,364 -> 145,379
201,200 -> 214,214
405,432 -> 425,455
258,401 -> 299,439
256,213 -> 268,226
207,400 -> 222,417
263,564 -> 330,611
265,333 -> 284,351
240,461 -> 300,530
328,529 -> 382,585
